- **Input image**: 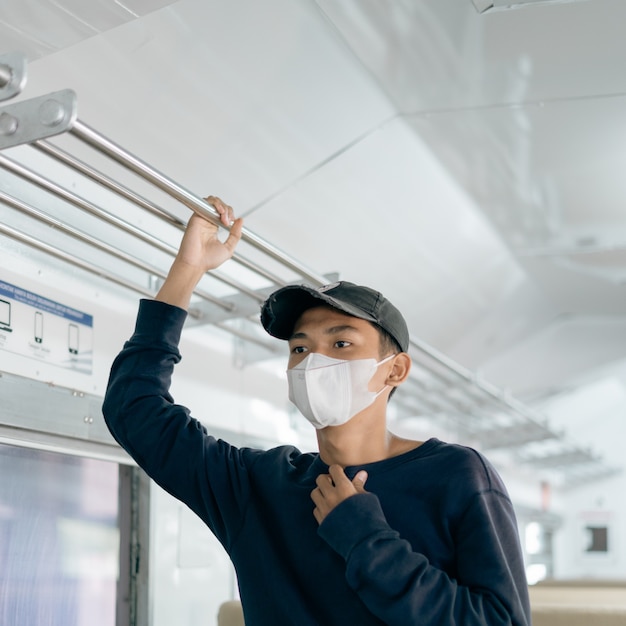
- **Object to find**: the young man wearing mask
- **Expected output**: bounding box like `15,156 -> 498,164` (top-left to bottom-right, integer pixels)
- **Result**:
103,197 -> 531,626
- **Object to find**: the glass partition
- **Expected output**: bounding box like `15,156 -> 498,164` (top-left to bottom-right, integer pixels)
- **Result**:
0,443 -> 119,626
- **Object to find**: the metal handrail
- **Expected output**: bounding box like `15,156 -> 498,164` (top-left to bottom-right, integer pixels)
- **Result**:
33,140 -> 289,291
70,120 -> 329,287
0,221 -> 155,298
0,215 -> 279,353
0,153 -> 274,305
0,190 -> 230,310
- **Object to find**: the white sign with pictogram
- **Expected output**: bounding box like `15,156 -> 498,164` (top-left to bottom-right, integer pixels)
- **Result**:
0,279 -> 93,374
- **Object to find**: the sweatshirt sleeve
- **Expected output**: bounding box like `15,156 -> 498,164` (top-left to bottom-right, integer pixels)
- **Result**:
318,489 -> 531,626
102,299 -> 252,549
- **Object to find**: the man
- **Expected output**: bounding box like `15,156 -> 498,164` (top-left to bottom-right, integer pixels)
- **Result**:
103,197 -> 531,625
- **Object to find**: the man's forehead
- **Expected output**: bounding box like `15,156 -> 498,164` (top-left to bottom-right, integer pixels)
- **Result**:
292,305 -> 373,334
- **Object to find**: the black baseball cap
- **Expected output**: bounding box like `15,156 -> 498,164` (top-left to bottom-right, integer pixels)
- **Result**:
260,281 -> 409,353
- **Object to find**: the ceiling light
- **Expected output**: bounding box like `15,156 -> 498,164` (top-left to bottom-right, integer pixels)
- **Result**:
473,0 -> 589,13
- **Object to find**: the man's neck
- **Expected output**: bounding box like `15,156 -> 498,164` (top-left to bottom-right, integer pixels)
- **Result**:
316,421 -> 390,467
315,408 -> 421,467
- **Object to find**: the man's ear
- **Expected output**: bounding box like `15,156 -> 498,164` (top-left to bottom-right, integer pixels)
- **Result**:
386,353 -> 411,388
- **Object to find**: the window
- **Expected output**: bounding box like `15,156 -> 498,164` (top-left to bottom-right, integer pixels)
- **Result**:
0,443 -> 119,626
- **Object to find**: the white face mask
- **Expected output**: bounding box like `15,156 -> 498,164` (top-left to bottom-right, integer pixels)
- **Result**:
287,353 -> 395,429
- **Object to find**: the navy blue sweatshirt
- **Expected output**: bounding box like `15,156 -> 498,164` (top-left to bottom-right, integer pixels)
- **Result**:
103,299 -> 531,626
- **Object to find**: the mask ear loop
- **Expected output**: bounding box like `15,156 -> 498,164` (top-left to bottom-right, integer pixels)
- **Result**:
373,354 -> 397,396
376,354 -> 396,367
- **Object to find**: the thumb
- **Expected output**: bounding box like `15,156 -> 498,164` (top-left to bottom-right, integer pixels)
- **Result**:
223,217 -> 244,255
353,470 -> 368,493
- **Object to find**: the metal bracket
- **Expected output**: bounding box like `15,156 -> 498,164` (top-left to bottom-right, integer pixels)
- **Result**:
0,52 -> 27,103
0,89 -> 78,150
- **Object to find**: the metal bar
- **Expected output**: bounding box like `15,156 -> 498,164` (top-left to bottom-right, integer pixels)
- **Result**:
0,189 -> 153,265
403,377 -> 468,414
0,153 -> 177,255
519,449 -> 598,469
409,335 -> 476,382
0,189 -> 230,309
409,332 -> 553,426
228,253 -> 289,287
477,424 -> 556,449
69,120 -> 329,287
214,321 -> 281,353
0,153 -> 239,311
0,217 -> 281,352
33,139 -> 185,225
0,222 -> 155,298
0,154 -> 276,311
31,140 -> 285,301
393,392 -> 447,416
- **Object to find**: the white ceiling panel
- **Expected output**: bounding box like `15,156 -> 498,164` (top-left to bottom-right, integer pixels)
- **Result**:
317,0 -> 626,110
17,0 -> 396,212
244,116 -> 535,352
0,0 -> 177,60
480,316 -> 626,396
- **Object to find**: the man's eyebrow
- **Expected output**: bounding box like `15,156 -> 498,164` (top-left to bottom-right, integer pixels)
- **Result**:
289,324 -> 360,341
325,324 -> 360,335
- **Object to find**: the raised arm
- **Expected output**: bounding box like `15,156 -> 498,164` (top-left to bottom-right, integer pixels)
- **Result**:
103,197 -> 248,546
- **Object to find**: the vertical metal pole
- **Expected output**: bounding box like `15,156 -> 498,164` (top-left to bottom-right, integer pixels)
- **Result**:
117,466 -> 132,626
117,465 -> 151,626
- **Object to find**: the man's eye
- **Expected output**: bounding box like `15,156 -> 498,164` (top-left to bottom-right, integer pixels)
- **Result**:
291,346 -> 307,354
335,340 -> 351,348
